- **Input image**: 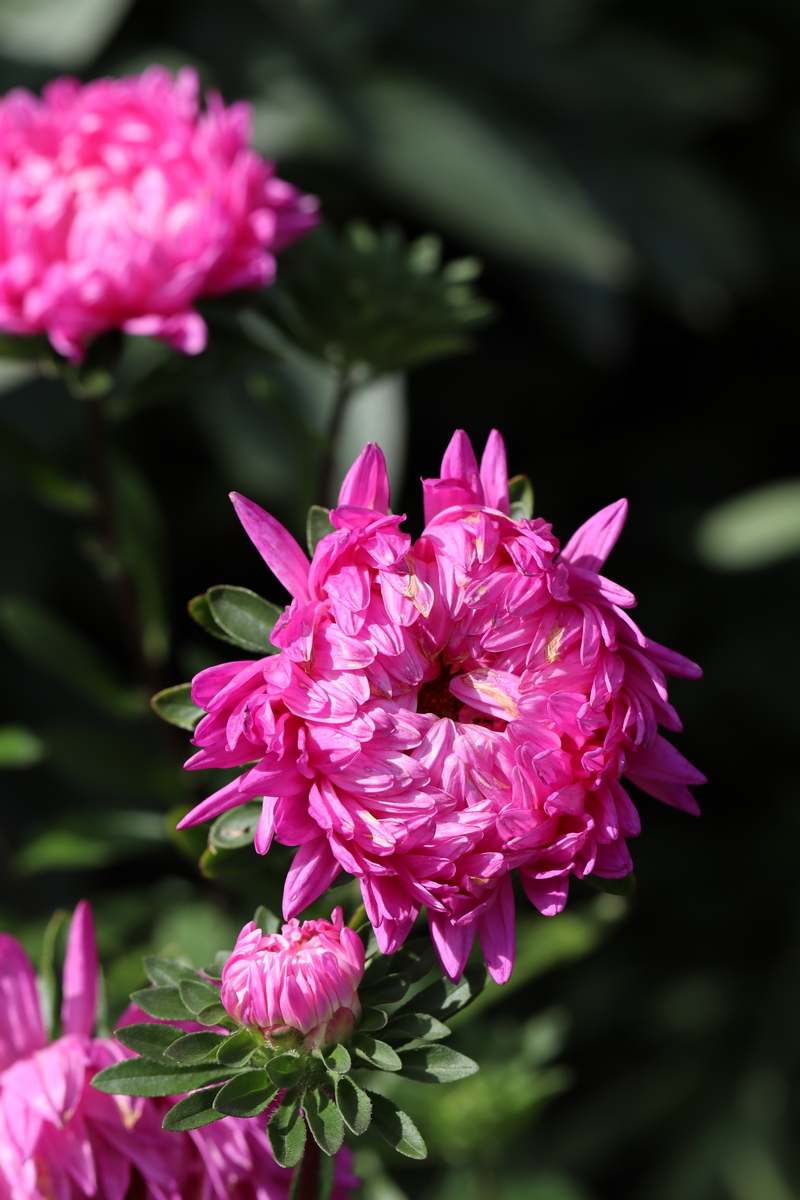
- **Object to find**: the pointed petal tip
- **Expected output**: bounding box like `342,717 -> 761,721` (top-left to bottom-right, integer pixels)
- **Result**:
61,899 -> 99,1038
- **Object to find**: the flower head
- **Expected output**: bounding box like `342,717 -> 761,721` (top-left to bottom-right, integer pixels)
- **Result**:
221,907 -> 364,1046
180,430 -> 704,985
0,66 -> 318,360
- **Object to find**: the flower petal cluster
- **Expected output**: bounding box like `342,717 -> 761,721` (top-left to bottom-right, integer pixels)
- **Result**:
180,430 -> 704,984
0,904 -> 356,1200
0,66 -> 318,361
221,907 -> 364,1045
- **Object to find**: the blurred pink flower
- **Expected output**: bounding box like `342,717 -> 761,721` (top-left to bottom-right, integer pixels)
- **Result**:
221,907 -> 364,1046
0,66 -> 318,361
180,430 -> 705,985
0,904 -> 357,1200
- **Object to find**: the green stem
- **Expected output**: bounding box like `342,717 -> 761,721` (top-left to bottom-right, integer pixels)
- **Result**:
291,1134 -> 323,1200
318,366 -> 355,507
347,904 -> 366,930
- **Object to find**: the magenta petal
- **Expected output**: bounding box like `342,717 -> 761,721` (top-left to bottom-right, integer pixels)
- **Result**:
176,776 -> 246,828
478,875 -> 515,985
479,429 -> 510,515
337,443 -> 390,512
560,498 -> 628,572
440,429 -> 482,501
428,912 -> 476,982
61,900 -> 98,1038
230,492 -> 311,600
283,836 -> 342,919
0,934 -> 45,1071
520,871 -> 569,917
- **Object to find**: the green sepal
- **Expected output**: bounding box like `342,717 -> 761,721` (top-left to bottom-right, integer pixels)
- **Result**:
268,1088 -> 307,1168
304,1086 -> 345,1155
253,904 -> 281,935
130,985 -> 194,1023
91,1057 -> 231,1098
206,585 -> 282,654
411,964 -> 488,1021
320,1042 -> 351,1074
351,1033 -> 402,1071
162,1086 -> 227,1131
150,683 -> 203,732
396,1043 -> 478,1083
114,1022 -> 183,1064
508,474 -> 534,521
142,956 -> 204,988
209,802 -> 262,851
266,1051 -> 307,1089
335,1075 -> 372,1136
366,1091 -> 427,1159
306,505 -> 335,556
585,871 -> 637,896
216,1028 -> 257,1068
165,1031 -> 227,1065
187,593 -> 238,646
358,1006 -> 388,1033
213,1069 -> 278,1118
382,1012 -> 451,1043
179,978 -> 222,1015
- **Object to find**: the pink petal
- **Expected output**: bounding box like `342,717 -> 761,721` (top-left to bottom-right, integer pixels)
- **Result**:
625,735 -> 705,815
337,443 -> 390,512
479,429 -> 510,515
520,870 -> 570,916
428,912 -> 476,982
61,900 -> 98,1038
478,875 -> 515,984
230,492 -> 311,600
560,499 -> 628,572
0,934 -> 45,1071
440,429 -> 482,500
283,836 -> 342,918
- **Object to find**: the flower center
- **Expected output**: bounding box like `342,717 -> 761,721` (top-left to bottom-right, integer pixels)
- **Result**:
416,669 -> 463,721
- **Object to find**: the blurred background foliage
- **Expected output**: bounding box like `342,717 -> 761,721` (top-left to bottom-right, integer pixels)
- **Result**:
1,0 -> 800,1198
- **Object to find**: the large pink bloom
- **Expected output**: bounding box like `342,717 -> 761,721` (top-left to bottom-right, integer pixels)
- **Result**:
0,66 -> 318,361
0,905 -> 357,1200
180,430 -> 705,985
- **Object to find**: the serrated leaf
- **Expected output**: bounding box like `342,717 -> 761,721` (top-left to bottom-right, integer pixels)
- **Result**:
213,1069 -> 278,1117
209,802 -> 262,850
253,905 -> 281,935
411,964 -> 487,1021
206,586 -> 282,654
360,973 -> 411,1008
142,956 -> 203,988
162,1086 -> 227,1131
367,1091 -> 427,1159
304,1086 -> 345,1155
165,1031 -> 227,1065
150,683 -> 203,732
216,1028 -> 256,1068
351,1034 -> 402,1072
508,474 -> 534,521
92,1057 -> 231,1098
268,1088 -> 307,1168
306,505 -> 334,556
130,985 -> 193,1022
358,1007 -> 388,1033
266,1052 -> 307,1089
396,1043 -> 478,1083
187,593 -> 238,646
383,1012 -> 451,1043
179,979 -> 222,1015
335,1075 -> 372,1136
585,871 -> 637,896
114,1022 -> 183,1063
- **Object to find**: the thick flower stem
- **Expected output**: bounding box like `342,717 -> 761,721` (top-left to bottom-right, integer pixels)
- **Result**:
291,1135 -> 324,1200
318,367 -> 355,507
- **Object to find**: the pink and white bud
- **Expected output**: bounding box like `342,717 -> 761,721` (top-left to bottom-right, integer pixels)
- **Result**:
221,907 -> 364,1047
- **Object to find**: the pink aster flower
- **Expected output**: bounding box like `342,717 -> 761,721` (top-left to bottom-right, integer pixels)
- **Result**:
0,66 -> 318,361
179,430 -> 704,985
221,907 -> 364,1046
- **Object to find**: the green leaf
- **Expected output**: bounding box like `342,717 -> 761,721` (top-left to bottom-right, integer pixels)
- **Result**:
206,585 -> 282,654
179,979 -> 222,1015
130,985 -> 194,1022
150,684 -> 203,732
208,802 -> 262,851
213,1069 -> 278,1118
0,725 -> 45,770
585,872 -> 637,897
266,1052 -> 307,1089
187,593 -> 238,646
253,905 -> 281,935
162,1086 -> 227,1131
358,1007 -> 388,1033
202,950 -> 231,981
351,1034 -> 402,1072
304,1086 -> 345,1155
508,475 -> 534,521
268,1088 -> 307,1168
335,1075 -> 372,1136
216,1028 -> 257,1068
92,1057 -> 231,1098
114,1022 -> 183,1064
367,1091 -> 427,1159
0,415 -> 94,514
396,1043 -> 478,1084
383,1012 -> 451,1043
321,1043 -> 351,1074
142,956 -> 203,988
196,1002 -> 230,1028
412,964 -> 488,1021
306,505 -> 334,556
391,938 -> 438,983
166,1031 -> 227,1065
360,973 -> 412,1008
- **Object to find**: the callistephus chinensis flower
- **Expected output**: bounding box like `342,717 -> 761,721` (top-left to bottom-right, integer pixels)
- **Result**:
221,907 -> 364,1048
0,66 -> 318,360
179,430 -> 704,985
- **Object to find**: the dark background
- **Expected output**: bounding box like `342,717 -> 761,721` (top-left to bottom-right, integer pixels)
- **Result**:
1,3 -> 799,1199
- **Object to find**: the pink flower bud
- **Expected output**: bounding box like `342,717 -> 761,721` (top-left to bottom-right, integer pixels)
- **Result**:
221,907 -> 364,1046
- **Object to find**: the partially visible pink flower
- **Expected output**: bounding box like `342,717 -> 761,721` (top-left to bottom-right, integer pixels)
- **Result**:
180,431 -> 704,986
221,908 -> 364,1046
0,66 -> 318,361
